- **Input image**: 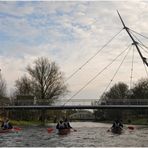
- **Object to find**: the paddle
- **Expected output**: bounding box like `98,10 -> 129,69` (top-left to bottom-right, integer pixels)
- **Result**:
71,128 -> 77,132
107,129 -> 111,132
127,126 -> 135,130
107,126 -> 123,132
13,127 -> 22,131
47,128 -> 54,133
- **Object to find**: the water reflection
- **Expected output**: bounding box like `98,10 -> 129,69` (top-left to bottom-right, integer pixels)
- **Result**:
0,122 -> 147,147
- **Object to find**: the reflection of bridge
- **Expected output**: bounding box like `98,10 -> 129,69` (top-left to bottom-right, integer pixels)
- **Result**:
69,110 -> 95,120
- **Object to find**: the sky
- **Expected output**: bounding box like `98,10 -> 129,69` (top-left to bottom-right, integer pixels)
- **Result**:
1,1 -> 148,104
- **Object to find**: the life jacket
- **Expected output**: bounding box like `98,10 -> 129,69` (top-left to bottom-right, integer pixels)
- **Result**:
3,121 -> 9,129
64,121 -> 69,128
57,122 -> 65,129
114,122 -> 123,128
64,121 -> 71,128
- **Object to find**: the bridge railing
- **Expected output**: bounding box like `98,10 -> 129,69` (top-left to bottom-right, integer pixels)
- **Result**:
100,99 -> 148,105
2,98 -> 148,106
11,99 -> 99,106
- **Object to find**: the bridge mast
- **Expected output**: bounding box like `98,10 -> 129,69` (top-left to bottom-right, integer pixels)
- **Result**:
117,10 -> 148,67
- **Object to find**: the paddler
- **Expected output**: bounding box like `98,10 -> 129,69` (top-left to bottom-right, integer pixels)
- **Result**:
1,118 -> 13,130
63,118 -> 72,129
56,120 -> 65,129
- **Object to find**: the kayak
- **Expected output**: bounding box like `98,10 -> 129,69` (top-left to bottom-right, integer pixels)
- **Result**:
0,127 -> 21,133
111,126 -> 123,134
58,128 -> 70,135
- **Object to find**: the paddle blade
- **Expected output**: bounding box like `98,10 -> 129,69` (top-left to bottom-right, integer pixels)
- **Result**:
13,127 -> 22,131
47,128 -> 53,133
128,126 -> 134,130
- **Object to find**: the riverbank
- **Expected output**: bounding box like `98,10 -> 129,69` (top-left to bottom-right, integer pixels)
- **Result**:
10,118 -> 148,126
96,118 -> 148,125
11,120 -> 43,126
130,118 -> 148,125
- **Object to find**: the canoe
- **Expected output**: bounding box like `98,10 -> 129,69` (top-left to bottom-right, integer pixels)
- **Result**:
111,126 -> 123,134
0,127 -> 21,133
58,128 -> 70,135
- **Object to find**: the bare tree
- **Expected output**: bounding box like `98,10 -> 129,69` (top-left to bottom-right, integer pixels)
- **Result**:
15,57 -> 68,104
13,57 -> 68,122
15,75 -> 32,95
0,72 -> 7,97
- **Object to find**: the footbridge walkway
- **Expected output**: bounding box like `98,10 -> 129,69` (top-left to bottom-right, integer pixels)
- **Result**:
1,98 -> 148,110
1,104 -> 148,110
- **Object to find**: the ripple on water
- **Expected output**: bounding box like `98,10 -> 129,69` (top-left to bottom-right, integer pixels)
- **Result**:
0,122 -> 148,147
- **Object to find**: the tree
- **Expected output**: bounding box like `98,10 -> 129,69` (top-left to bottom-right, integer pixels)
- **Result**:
130,78 -> 148,118
101,82 -> 129,102
26,57 -> 68,104
14,57 -> 68,123
0,71 -> 7,97
15,75 -> 32,95
15,57 -> 68,104
98,82 -> 129,120
131,78 -> 148,99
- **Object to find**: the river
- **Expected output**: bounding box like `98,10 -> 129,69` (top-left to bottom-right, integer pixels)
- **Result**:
0,122 -> 148,147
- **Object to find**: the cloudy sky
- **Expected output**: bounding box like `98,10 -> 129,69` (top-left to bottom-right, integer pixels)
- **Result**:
1,1 -> 148,104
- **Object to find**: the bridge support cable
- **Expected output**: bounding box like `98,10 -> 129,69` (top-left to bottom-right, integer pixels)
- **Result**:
121,28 -> 148,84
129,31 -> 148,53
101,44 -> 132,96
143,62 -> 148,77
63,43 -> 131,106
117,11 -> 148,67
129,33 -> 148,77
137,45 -> 148,77
129,28 -> 148,40
129,33 -> 148,74
128,36 -> 148,78
138,44 -> 148,55
130,45 -> 135,89
129,30 -> 148,49
65,29 -> 123,82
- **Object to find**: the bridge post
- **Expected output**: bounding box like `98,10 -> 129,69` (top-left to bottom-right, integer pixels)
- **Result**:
40,109 -> 46,125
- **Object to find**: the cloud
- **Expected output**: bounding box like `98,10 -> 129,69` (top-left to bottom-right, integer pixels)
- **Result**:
0,1 -> 148,103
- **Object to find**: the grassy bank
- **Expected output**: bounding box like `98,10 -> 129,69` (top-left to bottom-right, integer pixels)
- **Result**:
9,118 -> 148,126
11,120 -> 43,126
95,118 -> 148,125
129,118 -> 148,125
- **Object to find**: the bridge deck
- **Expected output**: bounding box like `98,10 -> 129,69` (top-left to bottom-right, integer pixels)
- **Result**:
1,105 -> 148,110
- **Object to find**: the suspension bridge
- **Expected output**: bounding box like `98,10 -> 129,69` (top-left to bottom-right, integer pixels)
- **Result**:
1,11 -> 148,110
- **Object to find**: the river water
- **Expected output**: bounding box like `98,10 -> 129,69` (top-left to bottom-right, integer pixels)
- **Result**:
0,122 -> 148,147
